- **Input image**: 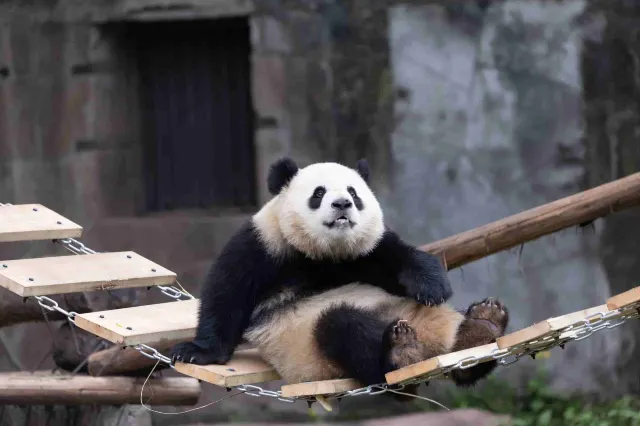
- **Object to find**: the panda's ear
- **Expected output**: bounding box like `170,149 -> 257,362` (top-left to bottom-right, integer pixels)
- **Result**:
355,158 -> 370,183
268,157 -> 299,195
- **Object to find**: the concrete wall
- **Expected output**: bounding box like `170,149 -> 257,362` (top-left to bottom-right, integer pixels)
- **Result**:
385,0 -> 624,397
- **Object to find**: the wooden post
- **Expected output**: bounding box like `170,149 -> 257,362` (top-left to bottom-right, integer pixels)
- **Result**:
0,372 -> 201,405
420,172 -> 640,270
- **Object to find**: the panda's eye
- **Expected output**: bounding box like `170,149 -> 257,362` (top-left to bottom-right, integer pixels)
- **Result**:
347,186 -> 357,198
313,187 -> 326,198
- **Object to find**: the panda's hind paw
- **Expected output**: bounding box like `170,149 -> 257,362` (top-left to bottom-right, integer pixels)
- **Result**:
466,298 -> 509,333
384,320 -> 427,370
170,341 -> 231,366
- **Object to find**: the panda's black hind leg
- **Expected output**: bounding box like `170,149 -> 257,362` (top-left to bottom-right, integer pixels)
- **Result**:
314,304 -> 390,385
314,304 -> 430,389
449,298 -> 509,387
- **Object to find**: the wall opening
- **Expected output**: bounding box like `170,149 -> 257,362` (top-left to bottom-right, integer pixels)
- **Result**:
131,17 -> 256,213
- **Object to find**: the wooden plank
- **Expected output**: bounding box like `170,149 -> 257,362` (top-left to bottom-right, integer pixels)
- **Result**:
607,286 -> 640,310
0,251 -> 176,297
385,343 -> 498,385
75,299 -> 198,345
496,304 -> 609,349
420,172 -> 640,270
0,371 -> 200,406
0,204 -> 83,243
174,349 -> 280,387
281,379 -> 361,398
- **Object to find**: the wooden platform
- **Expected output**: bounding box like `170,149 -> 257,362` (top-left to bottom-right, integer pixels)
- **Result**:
75,299 -> 199,345
0,251 -> 176,296
174,349 -> 280,387
0,204 -> 83,243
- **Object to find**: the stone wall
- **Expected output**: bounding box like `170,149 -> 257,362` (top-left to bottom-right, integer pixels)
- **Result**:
384,0 -> 633,398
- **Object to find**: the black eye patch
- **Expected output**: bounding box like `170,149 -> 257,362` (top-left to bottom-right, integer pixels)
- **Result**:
347,186 -> 364,211
308,186 -> 326,210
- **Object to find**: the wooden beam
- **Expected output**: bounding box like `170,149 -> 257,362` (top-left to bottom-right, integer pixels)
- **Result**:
0,204 -> 83,243
0,372 -> 201,405
0,251 -> 176,297
75,299 -> 198,346
420,172 -> 640,270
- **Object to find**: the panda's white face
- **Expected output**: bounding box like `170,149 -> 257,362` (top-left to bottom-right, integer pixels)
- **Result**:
275,163 -> 384,259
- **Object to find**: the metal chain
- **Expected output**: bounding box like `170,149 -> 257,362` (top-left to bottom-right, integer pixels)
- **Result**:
53,238 -> 194,301
34,295 -> 78,324
134,344 -> 174,366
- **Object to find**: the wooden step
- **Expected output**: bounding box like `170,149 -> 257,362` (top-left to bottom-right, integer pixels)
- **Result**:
607,286 -> 640,311
496,304 -> 610,350
174,349 -> 280,387
385,343 -> 499,386
281,378 -> 361,398
0,251 -> 176,296
75,299 -> 199,345
0,204 -> 83,243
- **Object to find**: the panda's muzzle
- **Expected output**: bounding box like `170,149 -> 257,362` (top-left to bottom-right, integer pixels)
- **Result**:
324,198 -> 356,229
331,198 -> 352,210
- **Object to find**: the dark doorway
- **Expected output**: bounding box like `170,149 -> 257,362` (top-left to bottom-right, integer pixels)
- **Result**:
133,18 -> 256,212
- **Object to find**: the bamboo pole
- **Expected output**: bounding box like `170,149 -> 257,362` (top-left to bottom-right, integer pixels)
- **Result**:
420,172 -> 640,270
0,372 -> 201,405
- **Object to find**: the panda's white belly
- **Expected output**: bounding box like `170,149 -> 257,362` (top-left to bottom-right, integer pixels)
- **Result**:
244,283 -> 463,384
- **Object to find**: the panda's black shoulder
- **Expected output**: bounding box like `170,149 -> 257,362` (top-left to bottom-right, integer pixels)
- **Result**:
217,219 -> 270,262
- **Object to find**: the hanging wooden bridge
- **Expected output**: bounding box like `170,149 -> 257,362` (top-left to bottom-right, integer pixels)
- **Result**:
0,172 -> 639,408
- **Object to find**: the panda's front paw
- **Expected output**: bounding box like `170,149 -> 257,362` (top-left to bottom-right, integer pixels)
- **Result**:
170,341 -> 232,366
400,251 -> 453,306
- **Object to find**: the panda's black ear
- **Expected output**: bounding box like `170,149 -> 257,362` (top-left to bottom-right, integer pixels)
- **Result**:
355,158 -> 370,183
268,157 -> 299,195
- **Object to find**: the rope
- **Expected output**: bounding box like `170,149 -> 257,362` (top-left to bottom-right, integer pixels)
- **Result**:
137,360 -> 246,415
383,388 -> 450,411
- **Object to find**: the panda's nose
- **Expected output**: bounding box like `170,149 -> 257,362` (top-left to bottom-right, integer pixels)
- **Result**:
331,198 -> 353,210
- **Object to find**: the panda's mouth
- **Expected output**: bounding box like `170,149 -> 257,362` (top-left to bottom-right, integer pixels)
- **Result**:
323,216 -> 355,229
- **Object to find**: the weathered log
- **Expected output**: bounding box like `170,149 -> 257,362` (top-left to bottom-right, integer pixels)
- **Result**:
87,343 -> 173,377
0,287 -> 140,329
0,298 -> 72,328
420,172 -> 640,270
0,371 -> 201,405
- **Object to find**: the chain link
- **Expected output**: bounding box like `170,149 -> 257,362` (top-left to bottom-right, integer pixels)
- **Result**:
134,344 -> 174,367
34,295 -> 78,323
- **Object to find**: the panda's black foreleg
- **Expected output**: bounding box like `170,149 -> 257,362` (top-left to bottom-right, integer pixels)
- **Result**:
314,304 -> 431,386
449,298 -> 509,387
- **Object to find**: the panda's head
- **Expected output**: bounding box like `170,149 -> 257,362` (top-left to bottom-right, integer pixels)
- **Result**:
255,157 -> 385,260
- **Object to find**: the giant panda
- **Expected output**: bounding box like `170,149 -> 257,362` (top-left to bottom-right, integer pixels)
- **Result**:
171,157 -> 508,392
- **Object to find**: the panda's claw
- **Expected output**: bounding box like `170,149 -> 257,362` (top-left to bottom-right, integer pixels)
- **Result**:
399,251 -> 453,307
170,341 -> 232,366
